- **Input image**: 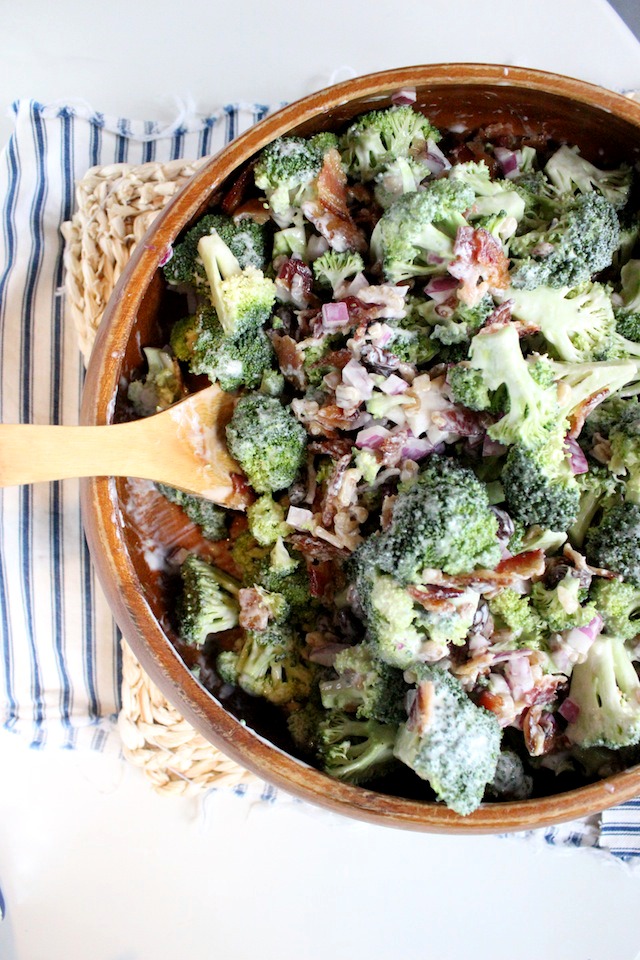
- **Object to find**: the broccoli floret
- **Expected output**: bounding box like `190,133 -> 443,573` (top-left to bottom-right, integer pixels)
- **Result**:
353,565 -> 428,668
530,572 -> 597,632
466,322 -> 560,448
316,710 -> 399,785
319,644 -> 408,724
373,156 -> 431,208
369,455 -> 501,581
449,160 -> 526,222
176,555 -> 240,646
312,250 -> 365,295
585,501 -> 640,586
384,313 -> 439,366
231,530 -> 270,585
197,232 -> 276,338
271,212 -> 308,262
568,465 -> 622,548
226,392 -> 307,494
127,347 -> 184,416
156,484 -> 228,541
591,578 -> 640,642
246,495 -> 292,546
488,588 -> 545,648
254,134 -> 337,226
507,282 -> 617,363
259,367 -> 285,397
370,180 -> 474,283
447,364 -> 492,411
565,633 -> 640,748
394,664 -> 502,815
426,292 -> 494,346
163,212 -> 269,288
513,170 -> 565,232
606,398 -> 640,502
502,443 -> 580,532
233,622 -> 313,705
545,144 -> 633,211
510,192 -> 620,290
340,105 -> 441,182
485,749 -> 534,801
170,306 -> 275,392
286,700 -> 326,754
258,555 -> 311,611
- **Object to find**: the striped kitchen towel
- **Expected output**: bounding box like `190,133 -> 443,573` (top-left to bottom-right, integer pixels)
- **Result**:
1,97 -> 640,862
0,98 -> 270,752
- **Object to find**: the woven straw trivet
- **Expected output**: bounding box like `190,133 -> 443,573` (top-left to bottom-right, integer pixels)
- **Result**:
62,158 -> 257,796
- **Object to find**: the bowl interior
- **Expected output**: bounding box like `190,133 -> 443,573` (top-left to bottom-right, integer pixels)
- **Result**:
81,64 -> 640,832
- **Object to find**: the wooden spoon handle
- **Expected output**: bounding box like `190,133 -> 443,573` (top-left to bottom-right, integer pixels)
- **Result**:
0,421 -> 170,486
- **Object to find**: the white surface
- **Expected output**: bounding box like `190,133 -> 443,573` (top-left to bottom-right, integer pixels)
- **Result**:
2,2 -> 640,958
0,730 -> 639,960
0,0 -> 639,149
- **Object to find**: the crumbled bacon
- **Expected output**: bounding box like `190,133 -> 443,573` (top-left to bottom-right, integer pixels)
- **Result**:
449,225 -> 510,306
269,333 -> 306,389
407,583 -> 467,614
289,533 -> 349,561
308,438 -> 354,458
567,388 -> 610,438
302,148 -> 367,253
220,159 -> 258,215
421,550 -> 546,594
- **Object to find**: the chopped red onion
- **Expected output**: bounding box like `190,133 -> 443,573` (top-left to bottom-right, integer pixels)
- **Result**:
391,87 -> 417,105
494,146 -> 521,179
558,697 -> 581,724
563,615 -> 603,659
342,272 -> 370,297
380,374 -> 409,395
368,322 -> 394,348
342,358 -> 374,399
355,425 -> 391,449
565,436 -> 589,475
424,139 -> 451,176
505,655 -> 534,701
424,275 -> 459,304
321,300 -> 350,328
401,436 -> 436,460
307,234 -> 330,260
158,245 -> 173,267
482,436 -> 508,458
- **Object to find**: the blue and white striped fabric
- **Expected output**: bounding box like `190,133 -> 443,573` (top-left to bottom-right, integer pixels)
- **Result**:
1,97 -> 640,862
0,98 -> 269,752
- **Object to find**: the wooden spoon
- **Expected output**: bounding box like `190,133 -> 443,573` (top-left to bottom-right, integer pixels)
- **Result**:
0,384 -> 250,510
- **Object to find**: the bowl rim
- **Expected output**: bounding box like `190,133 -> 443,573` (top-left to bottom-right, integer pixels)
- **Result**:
81,62 -> 640,832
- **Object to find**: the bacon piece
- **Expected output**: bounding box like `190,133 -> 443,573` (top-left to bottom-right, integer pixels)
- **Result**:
567,388 -> 610,438
231,198 -> 272,225
270,333 -> 307,390
231,472 -> 256,507
407,583 -> 466,615
302,148 -> 367,253
421,550 -> 546,593
476,689 -> 505,715
238,587 -> 270,631
289,532 -> 349,561
220,159 -> 257,215
449,225 -> 510,306
308,437 -> 354,458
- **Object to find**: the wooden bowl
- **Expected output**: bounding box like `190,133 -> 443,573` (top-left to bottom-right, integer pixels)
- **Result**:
81,64 -> 640,832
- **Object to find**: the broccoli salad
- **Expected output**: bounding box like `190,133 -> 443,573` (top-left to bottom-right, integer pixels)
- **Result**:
126,100 -> 640,815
